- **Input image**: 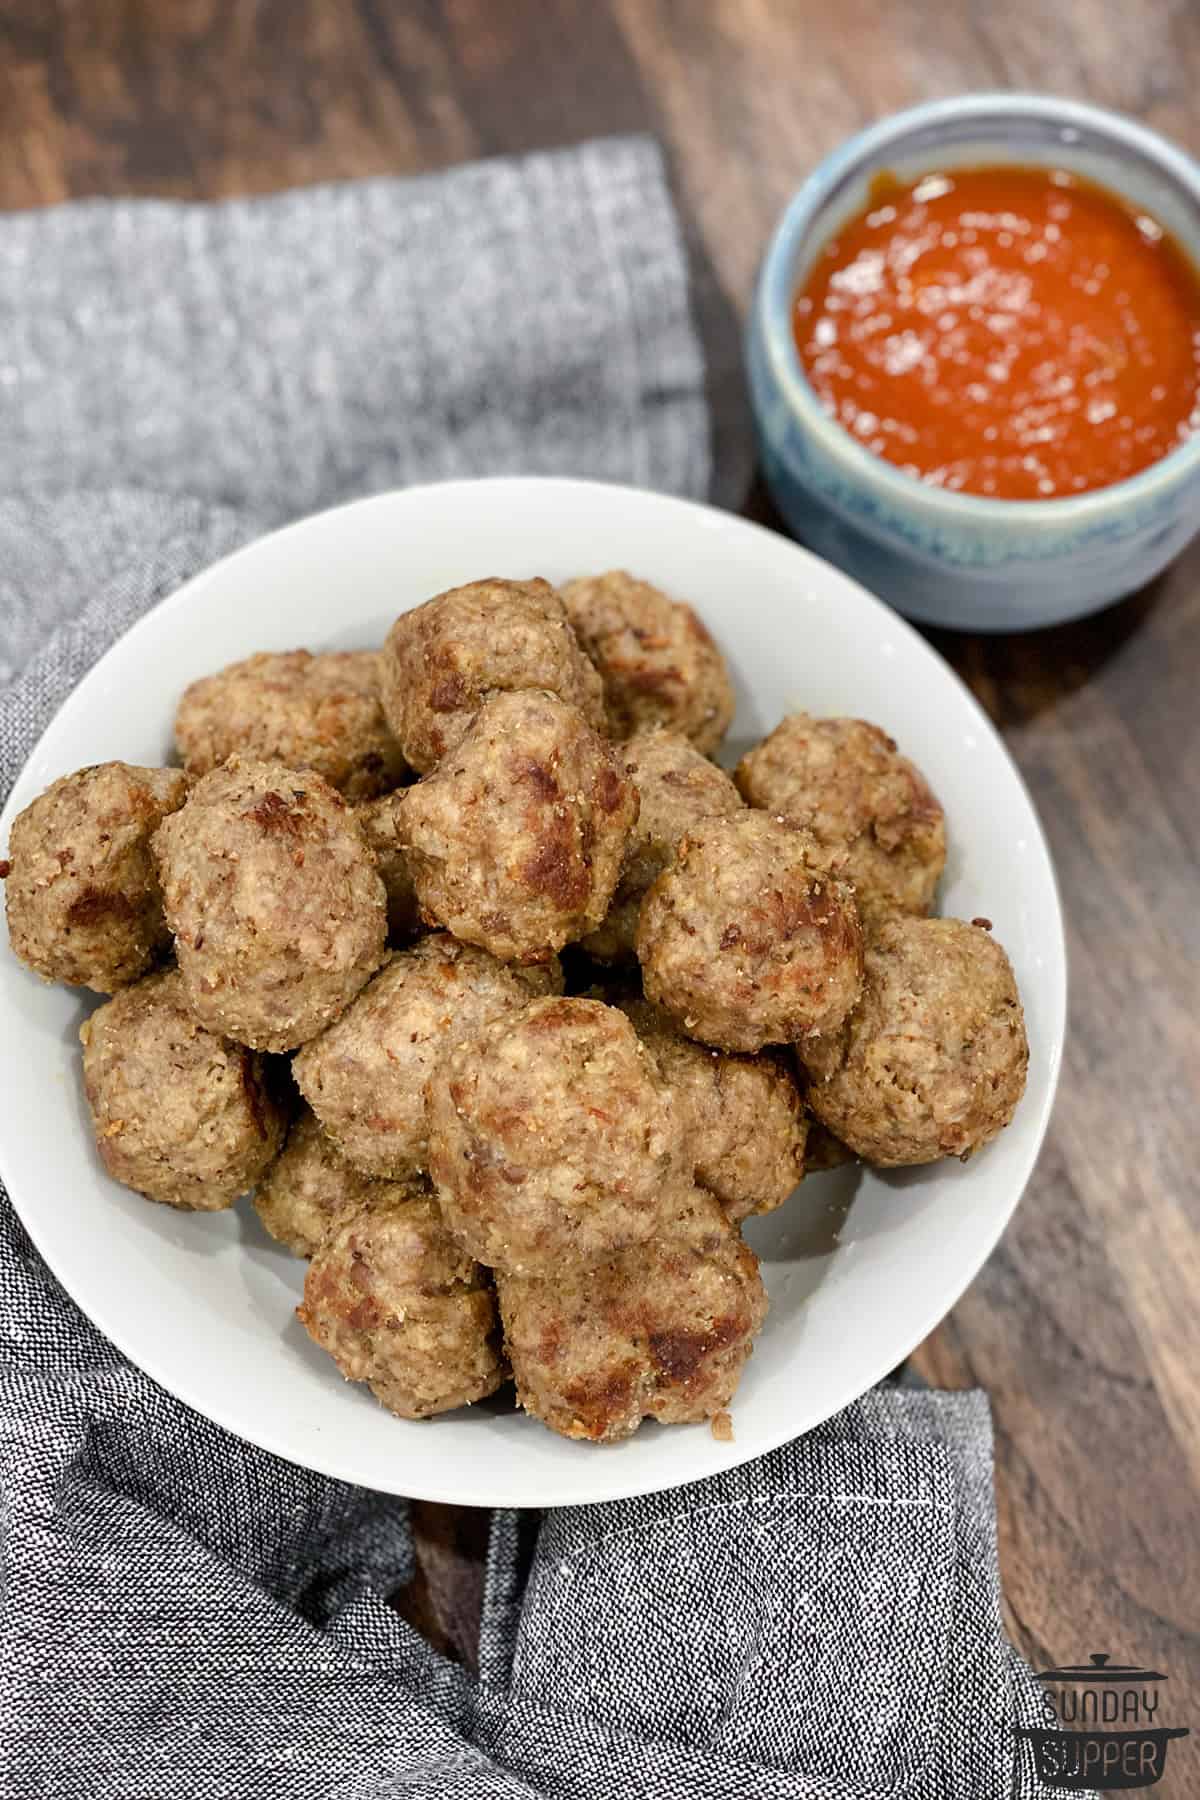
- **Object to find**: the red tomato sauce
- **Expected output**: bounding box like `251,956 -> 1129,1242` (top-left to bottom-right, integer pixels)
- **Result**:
793,165 -> 1200,500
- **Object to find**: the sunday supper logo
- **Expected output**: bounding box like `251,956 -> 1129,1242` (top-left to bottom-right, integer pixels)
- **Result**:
1018,1652 -> 1190,1790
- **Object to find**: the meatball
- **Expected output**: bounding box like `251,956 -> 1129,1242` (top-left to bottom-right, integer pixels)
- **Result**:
356,791 -> 420,941
636,811 -> 864,1052
293,934 -> 561,1180
253,1108 -> 379,1257
153,757 -> 386,1053
380,577 -> 606,774
583,728 -> 744,963
397,690 -> 637,963
800,916 -> 1028,1165
3,763 -> 189,992
735,714 -> 945,927
80,968 -> 286,1210
297,1185 -> 504,1419
427,996 -> 687,1274
174,649 -> 405,801
621,998 -> 807,1221
499,1187 -> 767,1441
559,570 -> 735,752
803,1120 -> 858,1174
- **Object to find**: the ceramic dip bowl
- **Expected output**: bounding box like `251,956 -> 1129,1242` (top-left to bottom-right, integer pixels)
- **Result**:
747,93 -> 1200,630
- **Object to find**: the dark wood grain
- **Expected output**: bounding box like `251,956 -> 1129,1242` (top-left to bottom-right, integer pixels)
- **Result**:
3,0 -> 1197,1779
391,1500 -> 492,1672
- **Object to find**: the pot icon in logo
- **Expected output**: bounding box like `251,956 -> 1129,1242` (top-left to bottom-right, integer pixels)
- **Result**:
1018,1652 -> 1190,1789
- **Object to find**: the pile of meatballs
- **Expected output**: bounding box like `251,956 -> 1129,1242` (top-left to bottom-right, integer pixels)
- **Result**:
1,571 -> 1029,1444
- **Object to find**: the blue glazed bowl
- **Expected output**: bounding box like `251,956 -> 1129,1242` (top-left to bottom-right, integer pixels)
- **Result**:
748,94 -> 1200,631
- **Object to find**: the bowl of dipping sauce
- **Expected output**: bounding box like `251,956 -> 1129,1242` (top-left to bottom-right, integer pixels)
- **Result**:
747,94 -> 1200,629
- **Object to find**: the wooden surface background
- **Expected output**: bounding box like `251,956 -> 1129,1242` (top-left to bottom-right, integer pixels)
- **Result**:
2,1 -> 1197,1780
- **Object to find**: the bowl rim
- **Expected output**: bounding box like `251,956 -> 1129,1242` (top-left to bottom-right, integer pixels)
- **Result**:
757,91 -> 1200,531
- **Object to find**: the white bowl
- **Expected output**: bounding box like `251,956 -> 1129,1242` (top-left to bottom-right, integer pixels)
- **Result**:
0,478 -> 1065,1507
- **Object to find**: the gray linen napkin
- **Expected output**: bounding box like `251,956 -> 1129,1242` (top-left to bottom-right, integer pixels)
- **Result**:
0,136 -> 1066,1799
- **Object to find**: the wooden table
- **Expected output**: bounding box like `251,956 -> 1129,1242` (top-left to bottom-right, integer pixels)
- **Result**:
4,2 -> 1197,1779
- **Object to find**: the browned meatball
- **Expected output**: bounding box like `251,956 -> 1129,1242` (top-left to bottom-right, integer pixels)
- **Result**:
356,791 -> 420,941
153,758 -> 386,1053
583,728 -> 744,963
3,763 -> 189,992
297,1185 -> 504,1419
736,714 -> 945,927
621,998 -> 807,1221
559,570 -> 735,752
803,1120 -> 859,1174
397,690 -> 637,963
174,649 -> 406,801
499,1187 -> 767,1441
80,968 -> 286,1210
636,811 -> 864,1052
801,916 -> 1028,1165
380,578 -> 606,774
253,1108 -> 379,1257
427,996 -> 687,1274
293,934 -> 561,1180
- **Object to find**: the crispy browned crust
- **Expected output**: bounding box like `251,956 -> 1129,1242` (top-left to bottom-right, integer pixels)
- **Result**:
298,1185 -> 505,1419
736,714 -> 945,927
397,690 -> 638,963
427,995 -> 688,1274
800,915 -> 1028,1165
80,967 -> 287,1209
583,727 -> 744,963
253,1108 -> 379,1257
620,997 -> 807,1220
293,934 -> 561,1180
499,1187 -> 767,1441
559,571 -> 735,752
153,756 -> 387,1052
175,649 -> 406,800
4,762 -> 190,992
636,810 -> 864,1051
379,578 -> 606,773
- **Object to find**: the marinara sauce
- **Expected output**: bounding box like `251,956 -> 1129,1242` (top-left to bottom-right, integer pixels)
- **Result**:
793,165 -> 1200,499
